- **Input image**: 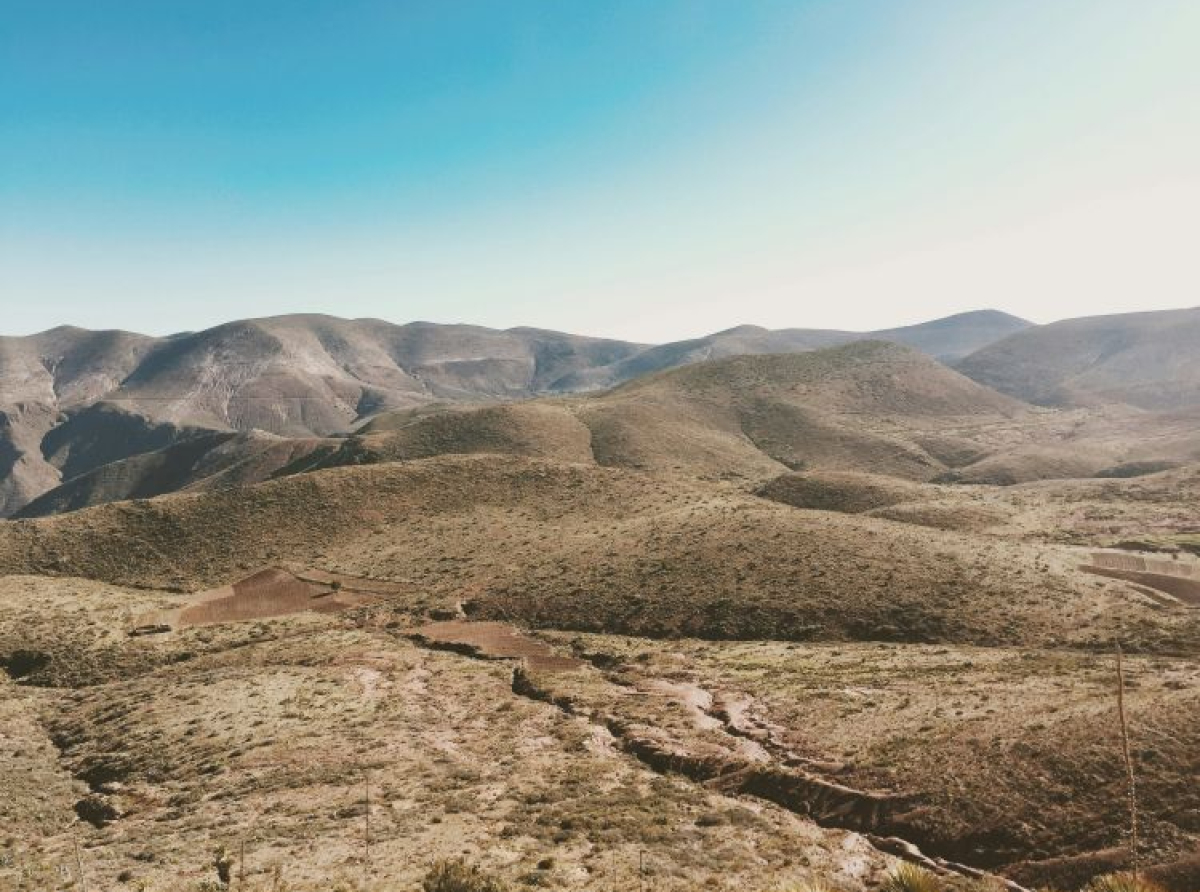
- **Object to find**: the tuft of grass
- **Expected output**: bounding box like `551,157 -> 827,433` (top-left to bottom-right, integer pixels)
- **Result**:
1085,873 -> 1167,892
769,882 -> 835,892
422,859 -> 509,892
880,862 -> 943,892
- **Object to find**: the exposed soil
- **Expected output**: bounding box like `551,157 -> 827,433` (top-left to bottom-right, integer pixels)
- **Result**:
407,621 -> 584,672
179,568 -> 356,625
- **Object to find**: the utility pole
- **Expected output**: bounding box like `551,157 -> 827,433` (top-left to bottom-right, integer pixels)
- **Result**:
73,835 -> 87,892
364,768 -> 372,881
1116,643 -> 1139,878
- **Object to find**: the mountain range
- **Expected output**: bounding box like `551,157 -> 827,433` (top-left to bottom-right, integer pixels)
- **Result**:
2,306 -> 1198,516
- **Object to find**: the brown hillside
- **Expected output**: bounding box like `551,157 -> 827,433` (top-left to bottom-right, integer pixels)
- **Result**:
0,455 -> 1193,653
755,471 -> 929,514
573,341 -> 1026,481
14,431 -> 339,518
299,341 -> 1031,485
957,306 -> 1200,410
330,402 -> 594,467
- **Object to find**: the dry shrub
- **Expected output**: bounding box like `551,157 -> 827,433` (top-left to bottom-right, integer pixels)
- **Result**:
880,863 -> 943,892
770,882 -> 835,892
1085,873 -> 1167,892
422,858 -> 509,892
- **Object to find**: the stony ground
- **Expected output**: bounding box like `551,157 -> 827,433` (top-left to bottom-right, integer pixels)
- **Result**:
1,584 -> 901,892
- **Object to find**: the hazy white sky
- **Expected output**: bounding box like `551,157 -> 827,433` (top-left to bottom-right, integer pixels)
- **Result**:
3,0 -> 1198,340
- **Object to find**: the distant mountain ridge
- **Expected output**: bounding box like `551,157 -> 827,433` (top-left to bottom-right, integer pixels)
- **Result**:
13,340 -> 1038,518
573,309 -> 1030,388
955,306 -> 1200,411
0,309 -> 1032,514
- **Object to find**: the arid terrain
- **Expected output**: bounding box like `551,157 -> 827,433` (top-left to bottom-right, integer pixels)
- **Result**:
2,308 -> 1199,891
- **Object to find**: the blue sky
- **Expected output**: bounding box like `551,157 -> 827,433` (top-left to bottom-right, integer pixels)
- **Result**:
2,0 -> 1198,339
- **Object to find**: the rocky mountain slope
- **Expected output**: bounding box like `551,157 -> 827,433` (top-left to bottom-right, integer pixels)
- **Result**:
17,339 -> 1036,517
0,311 -> 1027,515
0,316 -> 644,515
20,334 -> 1200,518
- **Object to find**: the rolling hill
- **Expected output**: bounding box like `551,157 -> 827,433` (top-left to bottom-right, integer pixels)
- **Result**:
285,341 -> 1031,487
571,340 -> 1027,480
571,309 -> 1031,388
957,306 -> 1200,410
2,453 -> 1192,654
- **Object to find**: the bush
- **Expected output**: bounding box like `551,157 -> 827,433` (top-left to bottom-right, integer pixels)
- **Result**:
422,859 -> 509,892
1085,874 -> 1167,892
768,882 -> 834,892
880,863 -> 943,892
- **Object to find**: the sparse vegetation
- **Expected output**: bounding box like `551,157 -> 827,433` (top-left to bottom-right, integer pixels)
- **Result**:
422,859 -> 509,892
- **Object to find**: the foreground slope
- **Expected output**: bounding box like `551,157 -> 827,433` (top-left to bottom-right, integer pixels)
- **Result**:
0,582 -> 897,892
3,454 -> 1198,889
537,632 -> 1200,889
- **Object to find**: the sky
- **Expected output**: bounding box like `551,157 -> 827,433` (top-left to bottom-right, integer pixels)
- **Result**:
2,0 -> 1198,341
